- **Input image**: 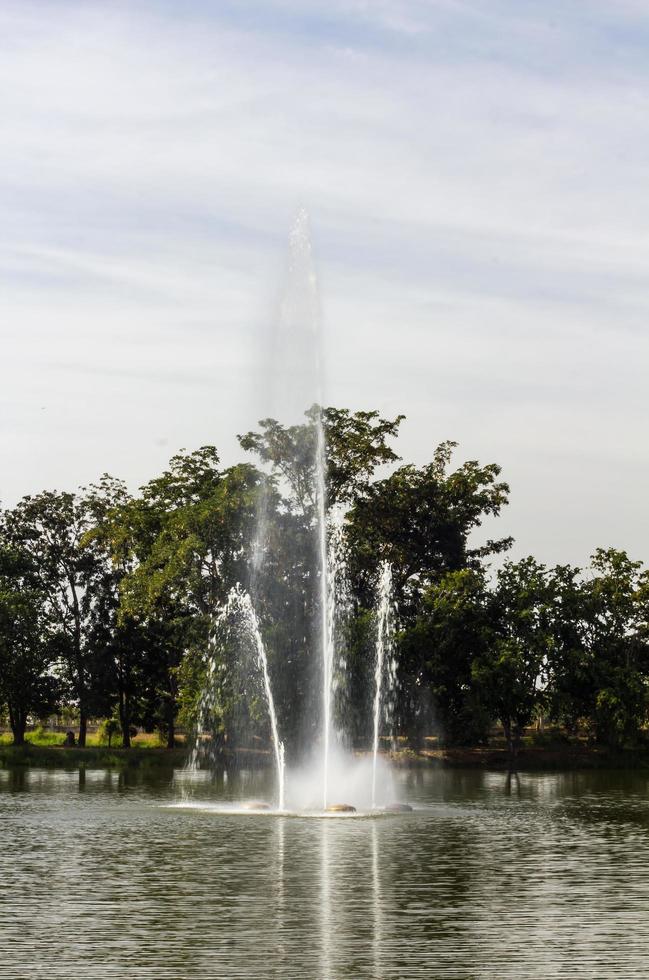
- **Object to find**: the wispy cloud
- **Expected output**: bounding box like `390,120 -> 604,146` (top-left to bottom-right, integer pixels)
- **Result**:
1,0 -> 648,565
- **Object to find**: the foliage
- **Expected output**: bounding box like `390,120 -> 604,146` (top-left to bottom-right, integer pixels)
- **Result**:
1,406 -> 649,758
239,406 -> 404,512
399,568 -> 492,747
0,541 -> 60,745
1,479 -> 128,744
472,558 -> 552,761
347,441 -> 512,611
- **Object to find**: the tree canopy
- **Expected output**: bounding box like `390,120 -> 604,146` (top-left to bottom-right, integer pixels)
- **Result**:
1,405 -> 648,758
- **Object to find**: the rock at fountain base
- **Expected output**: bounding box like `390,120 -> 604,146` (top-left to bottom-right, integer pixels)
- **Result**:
325,803 -> 356,813
243,801 -> 272,811
384,803 -> 413,813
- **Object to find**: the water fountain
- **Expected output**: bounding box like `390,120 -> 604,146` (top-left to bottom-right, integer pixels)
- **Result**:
223,588 -> 286,811
177,211 -> 410,817
371,562 -> 395,810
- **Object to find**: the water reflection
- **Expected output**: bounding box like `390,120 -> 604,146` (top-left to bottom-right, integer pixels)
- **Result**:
319,820 -> 331,979
2,767 -> 649,977
8,767 -> 27,793
504,770 -> 521,797
372,821 -> 381,979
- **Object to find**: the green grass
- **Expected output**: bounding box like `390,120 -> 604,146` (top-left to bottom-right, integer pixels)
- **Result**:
0,728 -> 64,747
5,729 -> 649,773
0,727 -> 187,768
0,728 -> 174,749
0,743 -> 188,769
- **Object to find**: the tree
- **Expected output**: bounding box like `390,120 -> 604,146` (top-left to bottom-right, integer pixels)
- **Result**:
398,568 -> 492,748
581,549 -> 649,746
347,441 -> 512,613
2,480 -> 127,745
93,449 -> 265,748
120,458 -> 262,618
237,407 -> 405,752
239,406 -> 404,513
472,558 -> 552,768
544,563 -> 592,733
0,541 -> 59,745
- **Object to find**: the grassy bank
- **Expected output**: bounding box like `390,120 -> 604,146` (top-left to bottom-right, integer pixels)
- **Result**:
0,729 -> 173,749
0,743 -> 188,769
4,730 -> 649,771
389,744 -> 649,770
0,739 -> 279,770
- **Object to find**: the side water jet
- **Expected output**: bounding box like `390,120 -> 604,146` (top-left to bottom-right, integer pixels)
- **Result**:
372,562 -> 396,810
321,505 -> 351,810
220,587 -> 286,811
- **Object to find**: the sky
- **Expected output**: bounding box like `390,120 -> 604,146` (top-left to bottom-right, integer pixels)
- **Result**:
1,0 -> 649,569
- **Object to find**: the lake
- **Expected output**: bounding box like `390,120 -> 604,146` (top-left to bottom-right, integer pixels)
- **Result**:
1,766 -> 648,979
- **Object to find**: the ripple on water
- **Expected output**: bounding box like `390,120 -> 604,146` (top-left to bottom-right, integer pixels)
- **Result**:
1,767 -> 649,979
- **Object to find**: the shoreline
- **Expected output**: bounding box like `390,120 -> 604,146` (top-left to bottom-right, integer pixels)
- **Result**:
2,743 -> 649,771
388,745 -> 649,770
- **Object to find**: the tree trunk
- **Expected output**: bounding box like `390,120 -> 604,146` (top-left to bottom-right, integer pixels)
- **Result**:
165,707 -> 175,749
70,579 -> 86,747
78,709 -> 87,748
119,690 -> 131,749
165,661 -> 178,749
8,703 -> 27,746
503,718 -> 517,773
166,717 -> 175,750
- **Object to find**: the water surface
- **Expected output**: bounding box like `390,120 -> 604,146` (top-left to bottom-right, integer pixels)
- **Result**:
1,766 -> 648,979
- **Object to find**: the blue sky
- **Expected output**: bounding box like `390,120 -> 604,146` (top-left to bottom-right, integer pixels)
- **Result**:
2,0 -> 649,568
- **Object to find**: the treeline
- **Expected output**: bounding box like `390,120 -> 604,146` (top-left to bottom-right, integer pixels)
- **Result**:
1,407 -> 648,758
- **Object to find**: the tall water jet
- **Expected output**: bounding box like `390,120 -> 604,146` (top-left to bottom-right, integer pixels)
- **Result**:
371,562 -> 396,809
271,209 -> 334,809
286,215 -> 335,812
251,208 -> 332,778
251,208 -> 323,586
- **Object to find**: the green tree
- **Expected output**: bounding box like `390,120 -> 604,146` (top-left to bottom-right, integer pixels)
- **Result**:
238,407 -> 404,752
0,541 -> 59,745
544,563 -> 591,733
93,449 -> 264,747
3,480 -> 127,745
399,568 -> 491,748
472,558 -> 552,768
239,406 -> 403,513
347,441 -> 512,612
582,549 -> 649,746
